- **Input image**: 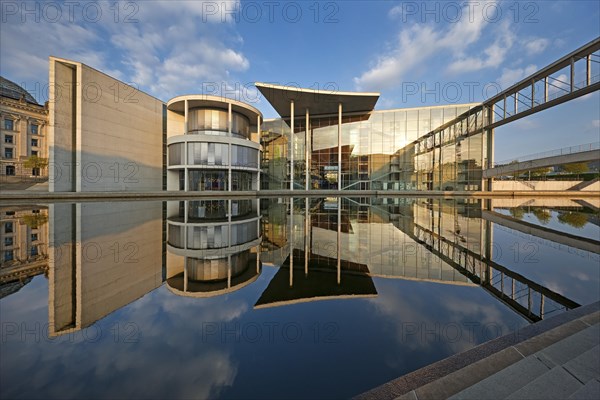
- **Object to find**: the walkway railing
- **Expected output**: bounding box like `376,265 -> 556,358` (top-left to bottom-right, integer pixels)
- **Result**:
494,142 -> 600,167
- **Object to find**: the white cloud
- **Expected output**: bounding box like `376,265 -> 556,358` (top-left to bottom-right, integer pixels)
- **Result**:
0,0 -> 248,102
446,20 -> 515,75
523,38 -> 549,55
496,64 -> 537,89
592,119 -> 600,128
355,1 -> 514,92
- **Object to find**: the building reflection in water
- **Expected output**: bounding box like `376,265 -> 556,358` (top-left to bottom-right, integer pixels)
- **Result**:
165,199 -> 262,297
4,197 -> 595,337
257,197 -> 585,322
47,202 -> 163,336
0,206 -> 49,298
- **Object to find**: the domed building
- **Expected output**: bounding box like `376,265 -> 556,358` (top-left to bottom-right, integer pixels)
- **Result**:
0,76 -> 48,178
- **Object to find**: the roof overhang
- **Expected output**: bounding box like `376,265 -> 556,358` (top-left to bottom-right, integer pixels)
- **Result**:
167,94 -> 262,121
255,82 -> 379,118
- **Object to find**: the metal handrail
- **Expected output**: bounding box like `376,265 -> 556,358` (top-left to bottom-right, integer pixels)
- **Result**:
494,142 -> 600,167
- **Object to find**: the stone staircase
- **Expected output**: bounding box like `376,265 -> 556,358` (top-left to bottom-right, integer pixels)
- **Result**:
448,324 -> 600,399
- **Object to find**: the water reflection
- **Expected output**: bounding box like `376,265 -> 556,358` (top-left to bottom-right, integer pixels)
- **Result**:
47,202 -> 163,336
166,199 -> 261,297
0,197 -> 598,398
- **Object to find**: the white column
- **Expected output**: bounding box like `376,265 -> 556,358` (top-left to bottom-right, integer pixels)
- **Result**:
228,142 -> 232,191
257,115 -> 261,190
486,105 -> 494,191
337,197 -> 341,284
183,262 -> 188,292
184,99 -> 188,134
256,244 -> 261,274
228,103 -> 232,135
228,103 -> 232,191
184,99 -> 189,192
289,197 -> 294,287
587,55 -> 591,86
338,103 -> 342,189
227,255 -> 232,288
305,108 -> 310,190
290,101 -> 294,190
570,57 -> 575,92
305,197 -> 309,276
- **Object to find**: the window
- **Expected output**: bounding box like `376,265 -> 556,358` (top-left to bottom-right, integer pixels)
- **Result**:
31,138 -> 38,147
4,237 -> 13,246
4,119 -> 14,130
5,165 -> 15,175
5,148 -> 13,159
31,233 -> 38,242
30,124 -> 39,135
30,246 -> 38,256
5,222 -> 14,233
31,150 -> 38,157
3,251 -> 13,262
32,168 -> 40,176
5,211 -> 15,216
4,135 -> 13,144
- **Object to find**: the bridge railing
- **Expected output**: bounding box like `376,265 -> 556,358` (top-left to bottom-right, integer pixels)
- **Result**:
493,142 -> 600,168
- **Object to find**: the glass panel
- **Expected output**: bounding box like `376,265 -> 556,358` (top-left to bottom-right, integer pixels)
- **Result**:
169,143 -> 183,165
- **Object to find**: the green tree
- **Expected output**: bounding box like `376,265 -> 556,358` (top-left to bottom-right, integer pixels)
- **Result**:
529,167 -> 552,179
509,207 -> 526,219
532,208 -> 551,225
21,213 -> 48,229
557,212 -> 588,228
563,162 -> 589,178
23,155 -> 48,175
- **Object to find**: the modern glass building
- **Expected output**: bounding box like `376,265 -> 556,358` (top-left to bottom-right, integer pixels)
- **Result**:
256,83 -> 482,191
164,86 -> 484,193
166,95 -> 263,192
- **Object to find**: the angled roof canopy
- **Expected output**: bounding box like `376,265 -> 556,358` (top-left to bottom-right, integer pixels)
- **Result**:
255,82 -> 379,118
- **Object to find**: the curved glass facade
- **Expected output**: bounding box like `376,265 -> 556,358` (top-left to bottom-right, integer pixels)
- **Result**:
188,108 -> 250,139
167,97 -> 261,192
186,170 -> 253,191
187,199 -> 254,220
186,251 -> 251,281
188,142 -> 229,166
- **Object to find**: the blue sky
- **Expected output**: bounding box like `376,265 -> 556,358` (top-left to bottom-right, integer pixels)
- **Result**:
1,0 -> 599,160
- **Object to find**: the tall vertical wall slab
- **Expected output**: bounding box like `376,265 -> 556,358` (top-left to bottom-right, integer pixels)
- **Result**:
49,57 -> 164,192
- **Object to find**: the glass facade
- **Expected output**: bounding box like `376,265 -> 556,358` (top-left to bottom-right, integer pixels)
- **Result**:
260,104 -> 483,191
188,108 -> 250,139
187,170 -> 253,191
166,97 -> 262,192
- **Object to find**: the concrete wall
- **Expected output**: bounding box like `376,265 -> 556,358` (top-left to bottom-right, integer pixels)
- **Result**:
49,57 -> 164,192
493,180 -> 584,191
49,202 -> 163,336
581,180 -> 600,191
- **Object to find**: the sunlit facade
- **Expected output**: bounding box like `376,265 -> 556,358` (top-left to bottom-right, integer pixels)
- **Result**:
256,83 -> 484,191
260,103 -> 482,191
166,95 -> 262,192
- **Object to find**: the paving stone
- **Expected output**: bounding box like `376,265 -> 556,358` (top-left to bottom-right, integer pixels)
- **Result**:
563,345 -> 600,384
413,347 -> 523,400
579,311 -> 600,327
534,324 -> 600,367
568,379 -> 600,399
514,320 -> 589,357
448,355 -> 550,399
394,390 -> 417,400
506,367 -> 583,400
